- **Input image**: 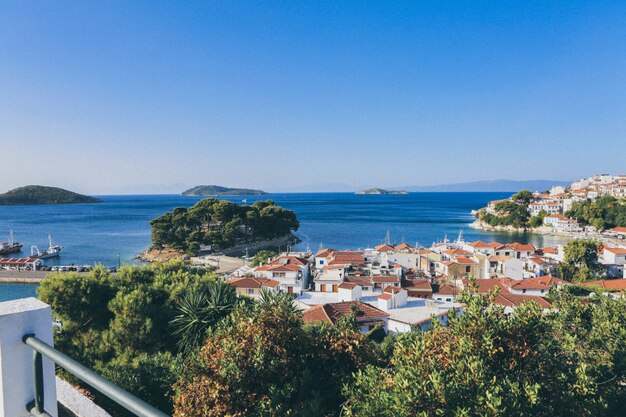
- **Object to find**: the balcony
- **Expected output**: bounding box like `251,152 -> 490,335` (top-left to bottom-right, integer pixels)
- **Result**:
0,298 -> 168,417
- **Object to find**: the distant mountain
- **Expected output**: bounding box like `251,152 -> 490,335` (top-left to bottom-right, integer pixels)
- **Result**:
0,185 -> 102,205
403,179 -> 571,193
356,188 -> 409,195
182,185 -> 269,196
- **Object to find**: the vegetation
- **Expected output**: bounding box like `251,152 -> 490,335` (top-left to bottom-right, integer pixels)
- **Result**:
181,185 -> 268,196
41,263 -> 626,417
476,190 -> 533,229
342,286 -> 626,417
559,239 -> 604,283
38,261 -> 231,416
250,249 -> 277,267
173,290 -> 383,417
0,185 -> 102,205
566,195 -> 626,231
150,198 -> 299,254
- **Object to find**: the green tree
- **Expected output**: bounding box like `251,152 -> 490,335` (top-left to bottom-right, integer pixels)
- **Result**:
559,239 -> 604,283
511,189 -> 534,206
250,250 -> 277,267
342,286 -> 626,417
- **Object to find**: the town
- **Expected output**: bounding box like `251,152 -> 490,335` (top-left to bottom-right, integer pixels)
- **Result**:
226,228 -> 626,335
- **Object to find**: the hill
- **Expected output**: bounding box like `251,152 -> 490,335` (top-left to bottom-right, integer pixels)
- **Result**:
182,185 -> 269,196
356,188 -> 409,195
404,179 -> 570,192
0,185 -> 102,205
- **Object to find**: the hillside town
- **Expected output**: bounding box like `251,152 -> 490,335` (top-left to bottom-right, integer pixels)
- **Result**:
477,173 -> 626,236
227,229 -> 626,335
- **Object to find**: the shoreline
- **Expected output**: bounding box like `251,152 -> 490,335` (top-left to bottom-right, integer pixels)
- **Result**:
138,234 -> 300,263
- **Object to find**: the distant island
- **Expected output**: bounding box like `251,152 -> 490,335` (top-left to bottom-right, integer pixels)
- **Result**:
356,188 -> 409,195
182,185 -> 269,196
0,185 -> 102,206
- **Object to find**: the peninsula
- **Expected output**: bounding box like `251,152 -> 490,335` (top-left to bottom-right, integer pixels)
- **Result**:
0,185 -> 102,205
182,185 -> 269,196
356,188 -> 408,195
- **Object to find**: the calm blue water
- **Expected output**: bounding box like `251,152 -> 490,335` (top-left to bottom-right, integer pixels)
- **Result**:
0,192 -> 570,301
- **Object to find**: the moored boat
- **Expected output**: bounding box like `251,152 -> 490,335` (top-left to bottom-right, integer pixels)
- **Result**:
31,234 -> 63,259
0,230 -> 23,255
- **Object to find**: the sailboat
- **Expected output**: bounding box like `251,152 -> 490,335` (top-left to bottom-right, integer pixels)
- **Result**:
0,230 -> 23,255
31,234 -> 63,259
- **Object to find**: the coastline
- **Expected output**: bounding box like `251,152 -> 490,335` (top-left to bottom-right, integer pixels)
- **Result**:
138,234 -> 300,263
469,219 -> 575,238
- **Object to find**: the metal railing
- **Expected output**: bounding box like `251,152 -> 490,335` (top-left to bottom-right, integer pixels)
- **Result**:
22,334 -> 169,417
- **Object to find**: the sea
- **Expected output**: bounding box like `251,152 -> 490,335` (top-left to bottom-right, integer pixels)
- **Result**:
0,192 -> 570,302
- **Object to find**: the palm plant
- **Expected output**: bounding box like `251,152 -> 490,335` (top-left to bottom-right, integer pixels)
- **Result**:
170,282 -> 237,355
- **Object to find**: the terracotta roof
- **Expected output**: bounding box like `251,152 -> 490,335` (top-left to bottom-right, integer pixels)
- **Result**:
532,275 -> 569,286
455,256 -> 477,265
604,247 -> 626,255
582,279 -> 626,291
316,248 -> 334,257
268,256 -> 309,266
510,280 -> 550,290
436,284 -> 459,295
488,255 -> 510,262
463,278 -> 511,294
229,277 -> 279,289
610,227 -> 626,234
346,276 -> 374,286
255,263 -> 301,272
508,243 -> 537,252
378,293 -> 393,300
493,293 -> 552,309
302,301 -> 388,325
527,257 -> 546,265
372,275 -> 401,283
395,243 -> 414,250
375,244 -> 395,252
404,279 -> 432,291
541,247 -> 558,254
383,286 -> 406,294
338,282 -> 358,290
444,248 -> 472,256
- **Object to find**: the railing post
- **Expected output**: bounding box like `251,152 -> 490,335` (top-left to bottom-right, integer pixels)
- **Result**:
0,298 -> 58,417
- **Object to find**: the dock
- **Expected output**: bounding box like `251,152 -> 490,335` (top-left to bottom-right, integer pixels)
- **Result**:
0,270 -> 51,283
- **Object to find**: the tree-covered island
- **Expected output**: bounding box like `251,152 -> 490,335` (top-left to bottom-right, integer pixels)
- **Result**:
150,198 -> 299,255
0,185 -> 102,205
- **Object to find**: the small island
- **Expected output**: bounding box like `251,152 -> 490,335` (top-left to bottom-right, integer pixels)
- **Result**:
147,198 -> 299,257
0,185 -> 102,205
182,185 -> 269,196
356,188 -> 409,195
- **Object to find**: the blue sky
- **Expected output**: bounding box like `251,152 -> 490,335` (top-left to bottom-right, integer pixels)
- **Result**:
1,1 -> 625,194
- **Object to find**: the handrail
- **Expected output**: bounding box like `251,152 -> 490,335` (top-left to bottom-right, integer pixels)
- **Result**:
22,334 -> 169,417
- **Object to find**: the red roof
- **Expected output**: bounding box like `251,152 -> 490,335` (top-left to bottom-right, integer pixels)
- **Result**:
493,293 -> 552,309
372,275 -> 401,283
610,227 -> 626,234
604,247 -> 626,255
395,243 -> 414,250
255,263 -> 301,272
0,257 -> 40,265
436,284 -> 459,295
229,277 -> 279,289
375,244 -> 395,252
303,301 -> 388,325
582,279 -> 626,291
338,282 -> 358,290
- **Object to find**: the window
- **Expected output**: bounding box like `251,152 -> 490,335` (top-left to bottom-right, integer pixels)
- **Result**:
446,298 -> 452,302
247,288 -> 254,294
273,272 -> 286,278
319,260 -> 324,265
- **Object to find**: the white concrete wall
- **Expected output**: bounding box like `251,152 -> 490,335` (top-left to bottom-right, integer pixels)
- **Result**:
0,298 -> 58,417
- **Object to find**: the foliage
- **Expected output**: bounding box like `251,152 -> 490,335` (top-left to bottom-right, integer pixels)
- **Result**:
173,292 -> 382,417
477,193 -> 532,229
559,239 -> 604,283
38,261 -> 224,415
150,198 -> 299,254
170,283 -> 238,356
342,287 -> 626,417
529,209 -> 548,228
250,249 -> 278,267
566,196 -> 626,231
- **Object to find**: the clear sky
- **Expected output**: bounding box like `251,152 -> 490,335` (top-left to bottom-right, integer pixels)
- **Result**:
1,1 -> 625,194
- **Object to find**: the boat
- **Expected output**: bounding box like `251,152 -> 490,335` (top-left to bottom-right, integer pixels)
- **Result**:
31,234 -> 63,259
0,230 -> 23,255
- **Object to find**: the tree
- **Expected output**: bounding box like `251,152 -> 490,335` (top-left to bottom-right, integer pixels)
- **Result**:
250,250 -> 277,267
170,283 -> 237,356
342,286 -> 626,417
559,239 -> 604,283
512,190 -> 534,206
173,292 -> 381,417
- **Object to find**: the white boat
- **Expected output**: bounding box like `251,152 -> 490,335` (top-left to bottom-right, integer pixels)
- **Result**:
31,234 -> 63,259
